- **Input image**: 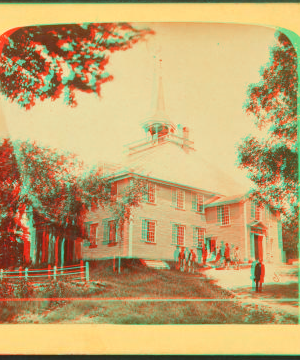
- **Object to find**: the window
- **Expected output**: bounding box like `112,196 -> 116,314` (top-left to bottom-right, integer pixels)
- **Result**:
217,205 -> 230,225
251,201 -> 262,221
172,189 -> 185,209
172,224 -> 185,246
110,183 -> 117,200
108,220 -> 117,243
103,219 -> 118,245
192,193 -> 204,213
147,182 -> 156,203
89,223 -> 98,247
193,227 -> 205,248
142,219 -> 156,243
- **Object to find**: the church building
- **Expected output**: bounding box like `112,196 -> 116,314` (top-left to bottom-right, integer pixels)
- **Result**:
82,69 -> 285,265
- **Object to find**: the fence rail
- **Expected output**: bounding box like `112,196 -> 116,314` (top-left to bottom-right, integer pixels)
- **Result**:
0,260 -> 89,283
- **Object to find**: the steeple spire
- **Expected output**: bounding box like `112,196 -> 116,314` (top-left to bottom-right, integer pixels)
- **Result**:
156,59 -> 165,113
127,54 -> 195,156
141,57 -> 175,137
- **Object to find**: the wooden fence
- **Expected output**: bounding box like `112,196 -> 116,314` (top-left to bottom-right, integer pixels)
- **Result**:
0,260 -> 89,283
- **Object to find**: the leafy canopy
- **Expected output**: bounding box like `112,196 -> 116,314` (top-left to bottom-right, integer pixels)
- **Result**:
237,32 -> 298,247
0,23 -> 154,109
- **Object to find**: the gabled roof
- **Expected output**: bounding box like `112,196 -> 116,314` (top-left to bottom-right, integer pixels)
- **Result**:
104,170 -> 222,196
205,193 -> 248,208
248,220 -> 268,229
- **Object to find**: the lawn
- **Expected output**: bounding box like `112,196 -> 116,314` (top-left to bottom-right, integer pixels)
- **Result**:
0,259 -> 298,324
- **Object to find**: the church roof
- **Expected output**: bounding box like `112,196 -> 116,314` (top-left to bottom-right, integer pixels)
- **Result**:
123,140 -> 249,196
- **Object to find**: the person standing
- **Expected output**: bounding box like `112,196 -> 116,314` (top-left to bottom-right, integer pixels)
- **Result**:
215,248 -> 222,267
202,244 -> 207,265
197,245 -> 203,266
224,243 -> 231,270
184,247 -> 190,271
179,247 -> 185,272
234,246 -> 241,270
254,259 -> 265,292
174,246 -> 180,270
190,249 -> 197,273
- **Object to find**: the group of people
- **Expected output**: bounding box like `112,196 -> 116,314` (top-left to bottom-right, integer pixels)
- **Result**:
174,244 -> 266,292
176,247 -> 197,273
215,242 -> 241,270
174,241 -> 242,272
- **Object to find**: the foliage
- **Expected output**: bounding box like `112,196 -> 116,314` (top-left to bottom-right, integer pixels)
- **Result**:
107,177 -> 148,227
237,32 -> 298,250
0,138 -> 147,266
0,23 -> 154,109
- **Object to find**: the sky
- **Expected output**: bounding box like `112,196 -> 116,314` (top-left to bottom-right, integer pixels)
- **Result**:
0,22 -> 276,191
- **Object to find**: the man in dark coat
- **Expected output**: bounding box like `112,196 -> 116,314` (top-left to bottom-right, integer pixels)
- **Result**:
254,259 -> 265,292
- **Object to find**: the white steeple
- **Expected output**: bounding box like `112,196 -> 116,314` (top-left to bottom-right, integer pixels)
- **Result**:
141,58 -> 176,138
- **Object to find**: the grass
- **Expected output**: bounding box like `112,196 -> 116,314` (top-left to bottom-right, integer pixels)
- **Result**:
0,259 -> 298,324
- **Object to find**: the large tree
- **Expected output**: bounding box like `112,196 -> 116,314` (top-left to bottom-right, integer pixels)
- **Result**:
0,23 -> 153,108
237,32 -> 298,255
0,139 -> 27,268
0,138 -> 146,267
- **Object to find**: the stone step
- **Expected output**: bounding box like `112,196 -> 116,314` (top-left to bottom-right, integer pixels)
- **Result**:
140,259 -> 170,269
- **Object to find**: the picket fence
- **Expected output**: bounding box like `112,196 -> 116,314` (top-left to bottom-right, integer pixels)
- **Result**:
0,260 -> 89,283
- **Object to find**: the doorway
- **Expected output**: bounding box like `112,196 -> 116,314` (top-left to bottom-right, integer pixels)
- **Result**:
254,234 -> 263,260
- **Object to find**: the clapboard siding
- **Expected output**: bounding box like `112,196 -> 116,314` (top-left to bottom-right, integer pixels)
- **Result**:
205,202 -> 246,258
82,179 -> 129,260
81,175 -> 283,263
130,182 -> 214,260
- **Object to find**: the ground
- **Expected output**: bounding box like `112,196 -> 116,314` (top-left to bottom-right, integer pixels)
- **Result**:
0,260 -> 298,324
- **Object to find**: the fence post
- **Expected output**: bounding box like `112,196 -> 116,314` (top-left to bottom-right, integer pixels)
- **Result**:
0,269 -> 3,282
54,265 -> 57,281
80,260 -> 84,282
85,261 -> 89,282
48,264 -> 51,280
25,268 -> 28,281
19,266 -> 22,280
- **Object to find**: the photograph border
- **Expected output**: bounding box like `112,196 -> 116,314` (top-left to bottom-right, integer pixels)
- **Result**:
0,3 -> 299,355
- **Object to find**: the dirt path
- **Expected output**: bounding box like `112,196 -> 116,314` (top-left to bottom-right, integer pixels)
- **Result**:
204,266 -> 299,320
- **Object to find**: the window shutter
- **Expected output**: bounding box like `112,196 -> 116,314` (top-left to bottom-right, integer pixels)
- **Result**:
172,224 -> 177,245
172,188 -> 176,207
150,183 -> 156,203
84,223 -> 90,239
182,190 -> 185,209
142,219 -> 147,241
115,222 -> 119,243
192,193 -> 196,211
227,205 -> 231,225
193,227 -> 198,247
142,182 -> 148,202
102,220 -> 109,244
200,195 -> 204,213
217,206 -> 222,224
251,201 -> 255,218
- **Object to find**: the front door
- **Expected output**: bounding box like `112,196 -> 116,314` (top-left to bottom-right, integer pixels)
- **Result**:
254,234 -> 263,260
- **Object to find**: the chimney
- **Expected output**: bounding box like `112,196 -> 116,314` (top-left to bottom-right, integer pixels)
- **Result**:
183,127 -> 189,141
